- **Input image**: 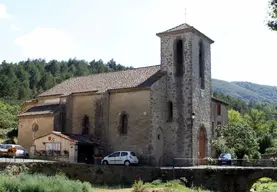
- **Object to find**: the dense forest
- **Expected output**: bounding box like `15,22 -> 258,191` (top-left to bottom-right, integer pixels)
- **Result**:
0,59 -> 132,105
1,59 -> 277,158
212,79 -> 277,105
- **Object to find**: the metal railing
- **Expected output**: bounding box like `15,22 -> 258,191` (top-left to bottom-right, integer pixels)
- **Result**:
172,157 -> 277,167
2,155 -> 277,168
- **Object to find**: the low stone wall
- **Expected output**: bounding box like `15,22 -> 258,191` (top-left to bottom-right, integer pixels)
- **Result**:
0,162 -> 161,185
262,153 -> 277,159
1,162 -> 275,191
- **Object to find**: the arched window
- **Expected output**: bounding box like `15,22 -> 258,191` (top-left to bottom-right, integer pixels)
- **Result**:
82,115 -> 89,135
167,101 -> 173,122
119,112 -> 128,135
174,39 -> 184,77
199,40 -> 205,89
32,122 -> 39,132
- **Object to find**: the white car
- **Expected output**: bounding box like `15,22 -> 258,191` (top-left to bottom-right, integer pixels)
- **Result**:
101,151 -> 139,166
0,144 -> 29,158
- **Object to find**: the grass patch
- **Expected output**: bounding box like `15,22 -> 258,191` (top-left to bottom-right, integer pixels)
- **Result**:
0,173 -> 93,192
90,180 -> 212,192
129,179 -> 212,192
251,177 -> 277,192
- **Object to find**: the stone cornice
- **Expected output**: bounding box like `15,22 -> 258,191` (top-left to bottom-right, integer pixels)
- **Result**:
108,86 -> 150,94
156,27 -> 214,44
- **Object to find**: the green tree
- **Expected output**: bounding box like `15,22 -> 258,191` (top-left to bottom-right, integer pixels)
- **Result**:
244,109 -> 266,133
267,120 -> 277,138
228,109 -> 243,124
258,133 -> 274,154
0,101 -> 19,130
213,122 -> 259,159
268,0 -> 277,31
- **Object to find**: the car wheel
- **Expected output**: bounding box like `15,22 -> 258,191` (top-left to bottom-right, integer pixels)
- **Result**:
103,160 -> 108,165
124,160 -> 130,166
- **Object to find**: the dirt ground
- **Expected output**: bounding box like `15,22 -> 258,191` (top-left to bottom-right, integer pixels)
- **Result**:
94,188 -> 164,192
93,188 -> 132,192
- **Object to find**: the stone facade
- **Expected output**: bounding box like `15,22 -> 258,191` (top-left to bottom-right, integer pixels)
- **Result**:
211,97 -> 228,136
150,25 -> 214,165
18,114 -> 55,152
210,97 -> 229,157
107,89 -> 152,159
17,23 -> 226,166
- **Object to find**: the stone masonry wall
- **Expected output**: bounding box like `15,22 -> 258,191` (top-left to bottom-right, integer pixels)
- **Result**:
18,115 -> 54,152
150,75 -> 171,165
190,33 -> 212,160
157,30 -> 212,164
107,90 -> 152,163
71,94 -> 102,135
158,33 -> 194,163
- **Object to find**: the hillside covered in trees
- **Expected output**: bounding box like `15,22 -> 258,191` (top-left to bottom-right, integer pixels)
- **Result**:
0,59 -> 132,105
212,79 -> 277,105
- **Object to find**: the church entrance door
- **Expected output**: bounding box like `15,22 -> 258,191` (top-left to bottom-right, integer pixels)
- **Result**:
198,127 -> 206,165
156,128 -> 164,166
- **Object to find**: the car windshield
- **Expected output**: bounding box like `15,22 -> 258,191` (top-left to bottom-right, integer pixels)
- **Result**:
130,152 -> 136,156
15,146 -> 24,150
220,153 -> 231,158
2,145 -> 12,149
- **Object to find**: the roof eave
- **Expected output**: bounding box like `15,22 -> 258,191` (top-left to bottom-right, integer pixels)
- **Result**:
108,86 -> 151,94
71,90 -> 99,96
17,112 -> 54,117
211,97 -> 229,106
37,94 -> 64,98
156,27 -> 214,44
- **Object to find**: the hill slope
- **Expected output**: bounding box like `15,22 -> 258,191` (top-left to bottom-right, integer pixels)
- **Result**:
212,79 -> 277,105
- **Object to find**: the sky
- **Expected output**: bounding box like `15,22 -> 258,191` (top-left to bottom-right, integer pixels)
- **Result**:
0,0 -> 277,86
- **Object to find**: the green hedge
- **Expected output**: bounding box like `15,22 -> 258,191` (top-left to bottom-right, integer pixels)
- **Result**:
0,173 -> 93,192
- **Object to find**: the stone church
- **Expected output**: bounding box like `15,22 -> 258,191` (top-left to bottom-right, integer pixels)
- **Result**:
17,23 -> 228,165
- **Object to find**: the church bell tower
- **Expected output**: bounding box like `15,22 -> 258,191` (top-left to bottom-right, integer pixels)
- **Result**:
156,23 -> 214,165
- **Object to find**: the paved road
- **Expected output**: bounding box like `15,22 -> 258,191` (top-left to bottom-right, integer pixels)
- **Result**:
0,157 -> 54,163
0,159 -> 276,170
161,165 -> 277,170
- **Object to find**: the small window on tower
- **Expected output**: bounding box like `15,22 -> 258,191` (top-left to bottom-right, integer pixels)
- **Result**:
174,39 -> 184,77
217,104 -> 221,116
212,122 -> 215,136
167,101 -> 173,122
199,40 -> 205,89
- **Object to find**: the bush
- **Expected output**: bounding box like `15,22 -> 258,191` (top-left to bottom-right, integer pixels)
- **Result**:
203,157 -> 215,165
132,179 -> 147,192
4,164 -> 29,176
0,173 -> 93,192
265,147 -> 277,154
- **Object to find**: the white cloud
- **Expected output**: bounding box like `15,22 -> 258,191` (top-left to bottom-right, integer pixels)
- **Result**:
0,4 -> 9,19
15,27 -> 74,60
11,24 -> 20,31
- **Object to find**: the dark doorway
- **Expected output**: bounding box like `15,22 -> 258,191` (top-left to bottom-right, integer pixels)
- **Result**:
77,144 -> 94,164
